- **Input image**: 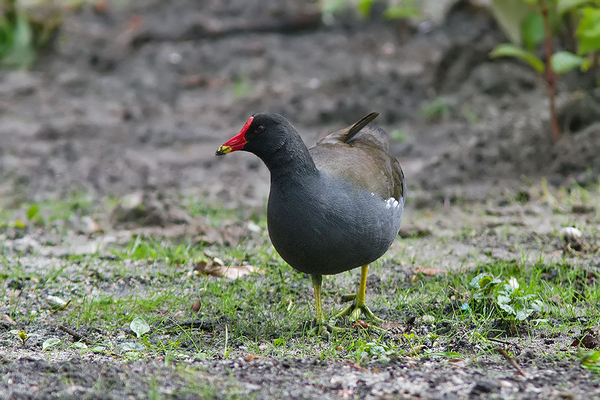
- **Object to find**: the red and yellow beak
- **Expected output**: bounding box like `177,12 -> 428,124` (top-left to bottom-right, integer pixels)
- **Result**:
215,117 -> 253,156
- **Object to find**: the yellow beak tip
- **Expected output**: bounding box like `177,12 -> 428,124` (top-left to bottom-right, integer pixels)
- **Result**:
215,146 -> 232,156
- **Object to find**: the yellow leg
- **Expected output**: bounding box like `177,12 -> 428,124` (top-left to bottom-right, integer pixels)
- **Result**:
310,274 -> 344,336
333,265 -> 384,323
311,274 -> 325,326
356,264 -> 369,308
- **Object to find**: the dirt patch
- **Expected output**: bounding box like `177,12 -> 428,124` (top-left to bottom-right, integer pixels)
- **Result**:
0,1 -> 598,207
0,354 -> 597,399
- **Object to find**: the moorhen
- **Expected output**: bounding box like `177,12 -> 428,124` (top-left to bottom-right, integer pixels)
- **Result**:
216,112 -> 406,334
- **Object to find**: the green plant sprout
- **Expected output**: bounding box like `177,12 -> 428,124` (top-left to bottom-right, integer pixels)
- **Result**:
17,330 -> 29,346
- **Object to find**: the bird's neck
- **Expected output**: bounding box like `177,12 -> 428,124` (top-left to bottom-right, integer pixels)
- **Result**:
262,135 -> 318,185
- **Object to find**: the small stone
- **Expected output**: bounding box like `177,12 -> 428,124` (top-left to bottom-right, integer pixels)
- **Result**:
560,227 -> 582,242
422,315 -> 435,324
471,379 -> 500,395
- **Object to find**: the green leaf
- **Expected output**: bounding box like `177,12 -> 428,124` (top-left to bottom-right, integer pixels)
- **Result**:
0,19 -> 15,58
531,300 -> 545,312
516,309 -> 533,320
321,0 -> 346,16
522,12 -> 546,51
383,5 -> 420,20
118,342 -> 145,351
557,0 -> 590,15
357,0 -> 375,17
26,204 -> 39,220
470,273 -> 490,289
0,11 -> 36,69
498,302 -> 516,315
577,7 -> 600,55
233,77 -> 253,98
501,283 -> 515,295
130,317 -> 150,338
42,338 -> 61,351
581,350 -> 600,364
497,294 -> 512,305
491,0 -> 534,44
490,43 -> 545,73
421,98 -> 450,120
46,295 -> 69,310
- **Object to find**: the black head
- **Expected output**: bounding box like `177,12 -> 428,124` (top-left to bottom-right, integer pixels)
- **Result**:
215,113 -> 296,159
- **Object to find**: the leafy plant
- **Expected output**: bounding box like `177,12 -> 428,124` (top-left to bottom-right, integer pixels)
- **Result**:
0,0 -> 35,68
490,0 -> 600,142
42,337 -> 61,351
16,330 -> 29,346
421,97 -> 451,121
0,0 -> 62,69
130,317 -> 150,338
348,338 -> 399,364
580,350 -> 600,373
469,274 -> 545,321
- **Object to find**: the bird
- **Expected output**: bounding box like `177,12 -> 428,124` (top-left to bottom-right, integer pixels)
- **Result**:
216,112 -> 406,334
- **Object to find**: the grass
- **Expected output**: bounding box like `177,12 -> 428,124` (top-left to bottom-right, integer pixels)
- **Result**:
0,191 -> 95,229
0,185 -> 599,383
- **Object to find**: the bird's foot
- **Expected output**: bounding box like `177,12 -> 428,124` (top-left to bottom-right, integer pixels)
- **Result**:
310,322 -> 345,338
334,297 -> 384,324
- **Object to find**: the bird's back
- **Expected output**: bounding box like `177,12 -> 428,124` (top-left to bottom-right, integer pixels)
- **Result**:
309,113 -> 406,204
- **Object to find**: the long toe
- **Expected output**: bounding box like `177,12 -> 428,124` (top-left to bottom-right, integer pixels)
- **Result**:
333,302 -> 384,324
310,323 -> 345,338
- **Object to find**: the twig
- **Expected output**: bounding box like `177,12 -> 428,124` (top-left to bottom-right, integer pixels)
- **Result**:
157,319 -> 215,331
496,347 -> 527,377
488,337 -> 518,347
448,286 -> 468,300
58,324 -> 92,345
132,11 -> 322,47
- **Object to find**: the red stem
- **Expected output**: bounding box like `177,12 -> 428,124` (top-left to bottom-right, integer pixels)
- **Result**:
539,0 -> 561,142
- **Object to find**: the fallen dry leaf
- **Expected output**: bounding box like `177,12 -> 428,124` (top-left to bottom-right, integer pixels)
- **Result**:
548,294 -> 562,304
414,267 -> 446,275
410,266 -> 447,283
399,224 -> 432,238
93,0 -> 109,13
353,320 -> 370,329
191,299 -> 201,313
571,328 -> 600,349
1,314 -> 16,325
193,261 -> 256,279
381,322 -> 404,331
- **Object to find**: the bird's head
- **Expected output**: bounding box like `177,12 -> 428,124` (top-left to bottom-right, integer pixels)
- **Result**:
215,113 -> 294,159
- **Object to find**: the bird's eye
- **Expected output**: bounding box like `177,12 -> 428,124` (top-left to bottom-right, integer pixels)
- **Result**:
256,126 -> 265,134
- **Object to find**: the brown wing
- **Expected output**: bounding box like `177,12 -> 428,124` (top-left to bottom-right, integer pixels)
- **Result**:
309,113 -> 405,201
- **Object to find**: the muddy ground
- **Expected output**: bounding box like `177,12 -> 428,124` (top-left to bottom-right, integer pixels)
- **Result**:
1,0 -> 600,399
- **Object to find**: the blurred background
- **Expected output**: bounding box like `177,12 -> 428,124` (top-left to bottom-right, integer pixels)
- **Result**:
1,0 -> 599,213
